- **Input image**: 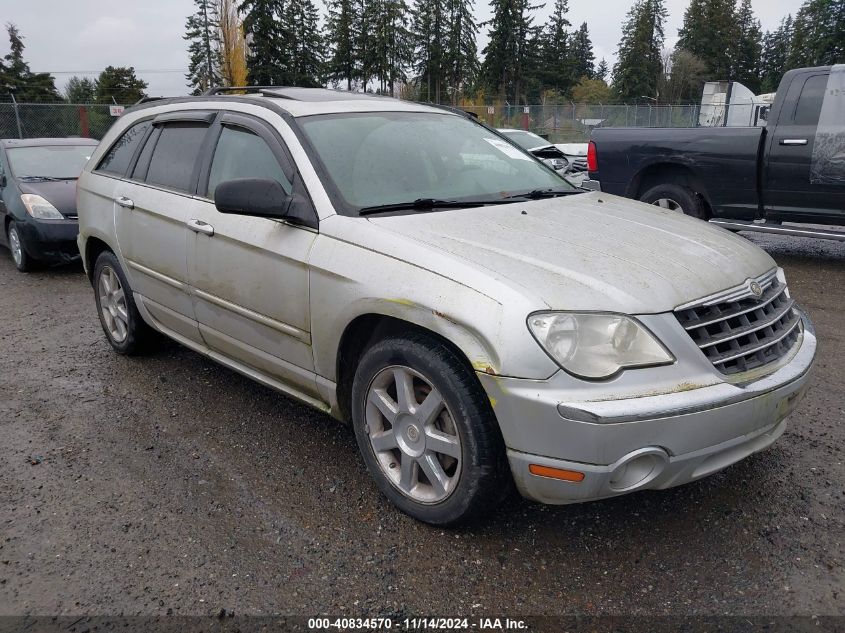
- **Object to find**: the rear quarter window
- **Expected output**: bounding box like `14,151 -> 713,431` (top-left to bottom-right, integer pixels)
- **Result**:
97,120 -> 151,176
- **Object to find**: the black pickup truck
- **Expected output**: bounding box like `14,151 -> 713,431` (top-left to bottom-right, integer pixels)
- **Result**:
587,66 -> 845,240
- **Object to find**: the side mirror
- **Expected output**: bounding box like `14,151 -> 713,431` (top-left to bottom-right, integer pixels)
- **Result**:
214,178 -> 291,218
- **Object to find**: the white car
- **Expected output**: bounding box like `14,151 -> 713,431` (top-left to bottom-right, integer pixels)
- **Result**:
76,88 -> 816,525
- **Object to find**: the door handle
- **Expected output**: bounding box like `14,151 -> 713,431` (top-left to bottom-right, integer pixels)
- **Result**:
115,196 -> 134,209
780,139 -> 808,146
187,218 -> 214,236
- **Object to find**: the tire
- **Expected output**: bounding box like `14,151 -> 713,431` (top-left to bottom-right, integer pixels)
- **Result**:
7,221 -> 36,272
640,183 -> 707,220
93,250 -> 155,355
351,332 -> 511,526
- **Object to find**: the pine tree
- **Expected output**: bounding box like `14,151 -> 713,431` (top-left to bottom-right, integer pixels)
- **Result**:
185,0 -> 222,94
369,0 -> 413,94
443,0 -> 479,101
239,0 -> 287,85
96,66 -> 148,103
676,0 -> 738,80
569,22 -> 595,82
595,58 -> 609,81
788,0 -> 845,69
534,0 -> 571,96
480,0 -> 541,103
0,24 -> 61,102
612,0 -> 667,102
760,16 -> 793,93
412,0 -> 446,101
326,0 -> 357,89
65,76 -> 98,103
733,0 -> 762,93
286,0 -> 324,87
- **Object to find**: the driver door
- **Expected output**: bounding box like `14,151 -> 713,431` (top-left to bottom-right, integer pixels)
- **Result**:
186,112 -> 320,398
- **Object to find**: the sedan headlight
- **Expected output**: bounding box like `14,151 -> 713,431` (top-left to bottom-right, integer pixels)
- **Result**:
21,194 -> 64,220
528,312 -> 675,379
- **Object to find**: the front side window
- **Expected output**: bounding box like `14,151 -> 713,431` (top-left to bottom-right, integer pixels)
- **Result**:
207,126 -> 291,198
299,112 -> 571,213
98,120 -> 151,175
145,122 -> 209,193
8,145 -> 95,180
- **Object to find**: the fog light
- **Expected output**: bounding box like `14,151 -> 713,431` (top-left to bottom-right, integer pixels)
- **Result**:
608,448 -> 668,492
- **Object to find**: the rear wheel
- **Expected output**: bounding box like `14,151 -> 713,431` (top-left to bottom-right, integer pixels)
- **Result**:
351,333 -> 511,525
7,221 -> 35,272
93,251 -> 156,355
640,183 -> 707,220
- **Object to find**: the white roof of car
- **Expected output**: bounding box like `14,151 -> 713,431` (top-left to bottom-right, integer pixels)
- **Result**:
249,88 -> 445,117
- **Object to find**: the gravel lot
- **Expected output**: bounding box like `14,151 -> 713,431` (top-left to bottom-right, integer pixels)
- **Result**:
0,231 -> 842,618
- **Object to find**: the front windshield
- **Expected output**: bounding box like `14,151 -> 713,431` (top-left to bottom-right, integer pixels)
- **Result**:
6,145 -> 94,179
500,130 -> 549,150
299,112 -> 573,213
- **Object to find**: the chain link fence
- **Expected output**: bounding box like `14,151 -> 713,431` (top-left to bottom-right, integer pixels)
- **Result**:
0,103 -> 128,141
0,101 -> 702,143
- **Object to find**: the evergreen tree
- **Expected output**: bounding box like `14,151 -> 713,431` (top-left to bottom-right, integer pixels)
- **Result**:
612,0 -> 667,102
286,0 -> 324,87
96,66 -> 147,103
239,0 -> 287,85
184,0 -> 221,94
326,0 -> 357,89
412,0 -> 446,101
595,58 -> 609,81
788,0 -> 845,68
65,76 -> 98,103
443,0 -> 479,101
760,15 -> 793,93
0,24 -> 61,102
569,22 -> 595,81
534,0 -> 571,96
369,0 -> 413,94
733,0 -> 762,92
676,0 -> 738,80
354,0 -> 376,89
480,0 -> 541,103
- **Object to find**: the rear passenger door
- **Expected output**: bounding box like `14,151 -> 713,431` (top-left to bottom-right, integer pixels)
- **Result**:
764,71 -> 845,223
112,111 -> 216,345
186,113 -> 320,397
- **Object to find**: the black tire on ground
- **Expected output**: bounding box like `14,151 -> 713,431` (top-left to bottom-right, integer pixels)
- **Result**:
93,250 -> 156,355
351,332 -> 512,526
7,221 -> 37,272
640,183 -> 707,220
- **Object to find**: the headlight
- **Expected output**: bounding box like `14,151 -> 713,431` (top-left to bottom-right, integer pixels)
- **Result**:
21,194 -> 64,220
527,312 -> 675,379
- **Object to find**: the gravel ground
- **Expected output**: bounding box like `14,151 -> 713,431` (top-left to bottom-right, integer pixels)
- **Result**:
0,231 -> 842,618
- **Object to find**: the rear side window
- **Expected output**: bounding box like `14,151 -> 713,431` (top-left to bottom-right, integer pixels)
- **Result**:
793,74 -> 827,126
145,122 -> 209,193
97,120 -> 151,175
206,126 -> 291,198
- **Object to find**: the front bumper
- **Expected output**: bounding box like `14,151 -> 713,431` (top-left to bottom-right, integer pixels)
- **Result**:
18,218 -> 80,262
479,312 -> 817,505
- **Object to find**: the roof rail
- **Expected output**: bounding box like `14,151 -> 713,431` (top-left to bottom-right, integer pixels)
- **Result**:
427,104 -> 479,119
203,86 -> 287,96
133,96 -> 168,106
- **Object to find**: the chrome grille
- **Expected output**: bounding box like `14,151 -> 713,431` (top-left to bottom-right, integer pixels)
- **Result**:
675,274 -> 801,375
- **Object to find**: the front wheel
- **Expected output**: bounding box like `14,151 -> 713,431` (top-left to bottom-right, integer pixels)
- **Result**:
7,221 -> 36,272
351,333 -> 511,526
640,183 -> 707,219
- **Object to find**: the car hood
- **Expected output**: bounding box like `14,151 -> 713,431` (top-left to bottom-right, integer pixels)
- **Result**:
18,180 -> 79,216
367,192 -> 776,314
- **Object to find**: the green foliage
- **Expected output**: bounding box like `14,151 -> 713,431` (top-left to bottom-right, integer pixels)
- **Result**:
532,0 -> 572,97
595,58 -> 609,82
787,0 -> 845,68
569,23 -> 595,82
733,0 -> 763,93
677,0 -> 737,80
65,76 -> 98,103
325,0 -> 356,89
0,24 -> 62,102
571,77 -> 611,103
659,48 -> 707,102
184,0 -> 222,94
367,0 -> 413,93
612,0 -> 667,102
761,16 -> 793,93
287,0 -> 325,87
96,66 -> 148,103
479,0 -> 542,103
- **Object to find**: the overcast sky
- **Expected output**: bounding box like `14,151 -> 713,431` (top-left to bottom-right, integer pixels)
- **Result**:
0,0 -> 804,97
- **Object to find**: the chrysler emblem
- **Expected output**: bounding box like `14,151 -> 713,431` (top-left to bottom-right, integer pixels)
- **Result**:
749,281 -> 763,297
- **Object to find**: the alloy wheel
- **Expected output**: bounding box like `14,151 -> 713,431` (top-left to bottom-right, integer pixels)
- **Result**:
364,365 -> 462,504
98,265 -> 129,343
653,198 -> 683,212
8,226 -> 22,267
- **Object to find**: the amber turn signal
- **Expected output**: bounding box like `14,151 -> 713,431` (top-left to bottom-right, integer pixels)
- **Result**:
528,464 -> 585,482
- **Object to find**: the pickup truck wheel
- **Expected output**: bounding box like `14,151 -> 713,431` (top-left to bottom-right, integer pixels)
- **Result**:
93,251 -> 156,355
351,333 -> 511,526
640,184 -> 706,220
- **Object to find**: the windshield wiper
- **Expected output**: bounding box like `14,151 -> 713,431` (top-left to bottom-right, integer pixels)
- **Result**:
359,198 -> 491,215
503,187 -> 583,200
18,175 -> 62,182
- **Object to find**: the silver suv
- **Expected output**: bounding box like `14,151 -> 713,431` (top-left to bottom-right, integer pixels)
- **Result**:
77,89 -> 816,525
